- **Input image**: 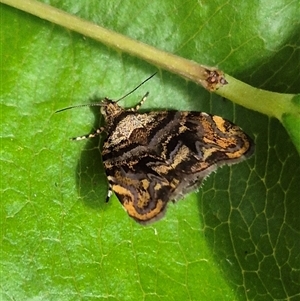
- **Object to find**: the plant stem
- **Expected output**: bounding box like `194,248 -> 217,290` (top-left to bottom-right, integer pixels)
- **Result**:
1,0 -> 298,123
1,0 -> 216,88
220,75 -> 296,121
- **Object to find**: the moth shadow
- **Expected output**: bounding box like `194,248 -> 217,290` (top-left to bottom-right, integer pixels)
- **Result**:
75,104 -> 108,211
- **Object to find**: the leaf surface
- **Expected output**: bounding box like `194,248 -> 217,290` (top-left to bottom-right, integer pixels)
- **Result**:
1,1 -> 299,300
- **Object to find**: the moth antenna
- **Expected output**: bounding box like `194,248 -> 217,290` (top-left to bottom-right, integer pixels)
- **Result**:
55,72 -> 156,113
55,102 -> 103,113
128,92 -> 149,112
116,72 -> 157,103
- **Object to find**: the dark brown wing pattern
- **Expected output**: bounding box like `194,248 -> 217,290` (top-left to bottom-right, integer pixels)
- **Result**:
102,110 -> 253,224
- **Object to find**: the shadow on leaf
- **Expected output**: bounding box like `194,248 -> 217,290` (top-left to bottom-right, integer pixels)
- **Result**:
75,102 -> 109,211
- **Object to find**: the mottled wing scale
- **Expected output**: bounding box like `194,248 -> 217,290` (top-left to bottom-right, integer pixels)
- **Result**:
101,106 -> 254,224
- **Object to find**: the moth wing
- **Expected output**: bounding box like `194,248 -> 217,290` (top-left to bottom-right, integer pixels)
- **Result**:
105,111 -> 254,224
156,112 -> 254,199
144,112 -> 254,201
107,155 -> 179,224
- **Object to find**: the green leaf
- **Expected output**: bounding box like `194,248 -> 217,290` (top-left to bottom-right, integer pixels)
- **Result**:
1,1 -> 299,301
282,94 -> 300,153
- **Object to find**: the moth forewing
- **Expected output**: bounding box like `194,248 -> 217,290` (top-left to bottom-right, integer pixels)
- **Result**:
101,102 -> 254,224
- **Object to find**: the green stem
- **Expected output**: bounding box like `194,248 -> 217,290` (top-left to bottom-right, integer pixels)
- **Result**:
0,0 -> 215,88
1,0 -> 299,124
220,75 -> 296,121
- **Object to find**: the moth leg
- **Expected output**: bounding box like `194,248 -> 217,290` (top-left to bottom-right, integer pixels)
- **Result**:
127,92 -> 149,112
106,185 -> 113,203
71,127 -> 105,141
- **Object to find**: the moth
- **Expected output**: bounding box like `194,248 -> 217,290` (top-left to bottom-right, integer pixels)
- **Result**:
57,75 -> 254,224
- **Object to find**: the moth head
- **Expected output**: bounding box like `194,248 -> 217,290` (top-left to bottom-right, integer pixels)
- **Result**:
100,98 -> 123,118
